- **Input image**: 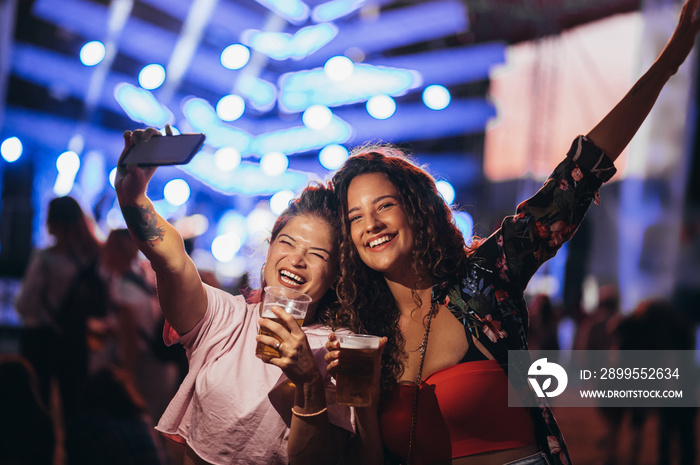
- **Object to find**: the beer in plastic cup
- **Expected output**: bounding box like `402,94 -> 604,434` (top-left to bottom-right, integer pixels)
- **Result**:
336,334 -> 381,407
256,286 -> 311,360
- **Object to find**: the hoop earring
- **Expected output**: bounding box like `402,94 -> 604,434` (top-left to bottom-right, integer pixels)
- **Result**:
259,261 -> 267,289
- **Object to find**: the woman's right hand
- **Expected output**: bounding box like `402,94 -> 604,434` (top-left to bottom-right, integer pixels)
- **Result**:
115,127 -> 162,202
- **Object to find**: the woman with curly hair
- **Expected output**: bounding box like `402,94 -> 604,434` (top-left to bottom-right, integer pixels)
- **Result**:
325,1 -> 700,464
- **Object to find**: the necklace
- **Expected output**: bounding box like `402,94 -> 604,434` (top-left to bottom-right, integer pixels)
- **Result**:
406,302 -> 437,465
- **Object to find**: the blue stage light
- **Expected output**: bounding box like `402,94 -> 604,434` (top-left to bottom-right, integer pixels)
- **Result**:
237,75 -> 276,111
216,94 -> 246,122
221,44 -> 250,70
114,83 -> 173,127
260,152 -> 289,177
255,0 -> 308,24
423,85 -> 451,110
324,55 -> 354,81
436,180 -> 455,204
279,63 -> 419,112
243,23 -> 337,60
366,95 -> 396,120
312,0 -> 364,22
318,144 -> 348,170
138,64 -> 166,90
79,40 -> 105,66
1,137 -> 22,162
164,179 -> 191,206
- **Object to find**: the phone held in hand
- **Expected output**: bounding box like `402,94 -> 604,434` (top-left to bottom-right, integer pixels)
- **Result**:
120,133 -> 206,167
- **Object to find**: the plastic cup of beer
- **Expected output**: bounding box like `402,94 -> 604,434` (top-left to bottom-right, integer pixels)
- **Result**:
255,286 -> 311,360
335,334 -> 381,407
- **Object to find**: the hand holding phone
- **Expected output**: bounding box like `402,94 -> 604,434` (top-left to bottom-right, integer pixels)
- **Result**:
119,132 -> 206,167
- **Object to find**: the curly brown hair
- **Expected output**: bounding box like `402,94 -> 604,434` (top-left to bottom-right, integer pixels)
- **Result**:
331,144 -> 469,391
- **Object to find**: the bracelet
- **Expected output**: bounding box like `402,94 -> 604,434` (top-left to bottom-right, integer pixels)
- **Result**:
291,406 -> 328,418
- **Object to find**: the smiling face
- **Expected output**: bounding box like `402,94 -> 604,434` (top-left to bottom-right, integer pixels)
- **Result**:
263,215 -> 338,307
346,172 -> 415,282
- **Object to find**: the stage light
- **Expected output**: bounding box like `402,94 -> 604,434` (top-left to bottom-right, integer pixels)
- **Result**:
260,151 -> 288,176
114,83 -> 173,127
216,94 -> 246,122
56,150 -> 80,173
138,64 -> 166,90
79,40 -> 105,66
255,0 -> 308,24
1,137 -> 22,162
367,95 -> 396,119
246,206 -> 277,237
163,178 -> 191,206
109,167 -> 117,188
237,74 -> 276,111
324,56 -> 354,81
214,146 -> 241,171
217,211 -> 248,243
319,144 -> 348,170
270,190 -> 295,215
423,85 -> 451,110
54,151 -> 80,196
454,211 -> 473,242
211,233 -> 242,262
302,105 -> 333,130
243,23 -> 336,60
313,0 -> 364,22
221,44 -> 250,70
436,180 -> 455,204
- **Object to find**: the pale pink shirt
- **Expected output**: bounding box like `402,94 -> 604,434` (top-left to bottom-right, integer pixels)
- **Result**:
155,284 -> 354,465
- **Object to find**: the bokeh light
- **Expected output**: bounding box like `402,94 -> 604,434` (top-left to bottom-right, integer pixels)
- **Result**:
216,94 -> 246,121
138,64 -> 166,90
260,152 -> 289,176
270,190 -> 295,215
163,178 -> 191,206
319,144 -> 348,170
366,95 -> 396,119
324,55 -> 354,81
302,105 -> 333,130
221,44 -> 250,70
214,146 -> 242,171
1,137 -> 22,162
422,85 -> 451,110
79,40 -> 106,66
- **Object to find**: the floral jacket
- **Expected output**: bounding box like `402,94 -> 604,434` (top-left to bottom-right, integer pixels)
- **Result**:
431,135 -> 616,465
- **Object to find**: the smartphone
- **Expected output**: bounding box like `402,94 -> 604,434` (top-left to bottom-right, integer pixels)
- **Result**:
120,133 -> 206,167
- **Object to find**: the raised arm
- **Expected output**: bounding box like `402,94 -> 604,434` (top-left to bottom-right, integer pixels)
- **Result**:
587,0 -> 700,161
115,127 -> 206,335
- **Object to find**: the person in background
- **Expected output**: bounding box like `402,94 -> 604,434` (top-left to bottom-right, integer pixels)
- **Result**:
527,293 -> 560,351
115,127 -> 353,465
0,354 -> 55,465
15,195 -> 103,419
614,299 -> 696,465
325,1 -> 700,463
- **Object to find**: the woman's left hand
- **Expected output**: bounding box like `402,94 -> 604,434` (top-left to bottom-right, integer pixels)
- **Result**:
256,306 -> 322,386
663,0 -> 700,74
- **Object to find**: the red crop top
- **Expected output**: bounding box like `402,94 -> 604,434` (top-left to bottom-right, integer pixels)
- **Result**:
379,360 -> 536,464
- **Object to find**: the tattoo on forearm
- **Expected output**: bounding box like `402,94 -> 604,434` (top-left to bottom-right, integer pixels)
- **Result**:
123,205 -> 165,246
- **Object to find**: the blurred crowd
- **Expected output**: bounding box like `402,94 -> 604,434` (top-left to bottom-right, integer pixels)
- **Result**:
2,196 -> 223,465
